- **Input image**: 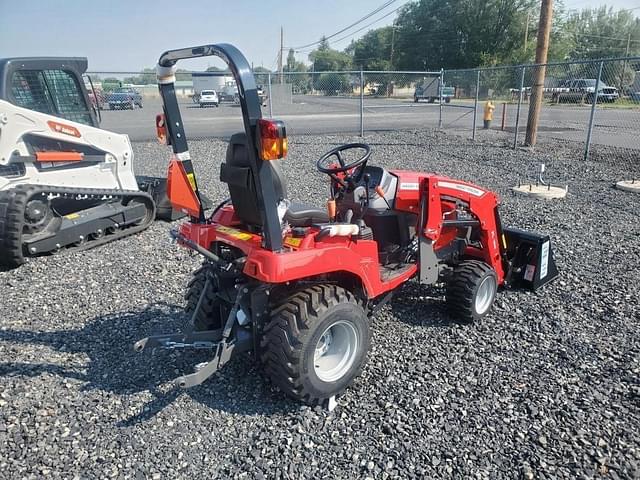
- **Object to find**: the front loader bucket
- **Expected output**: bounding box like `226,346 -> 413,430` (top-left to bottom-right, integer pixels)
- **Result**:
503,227 -> 559,290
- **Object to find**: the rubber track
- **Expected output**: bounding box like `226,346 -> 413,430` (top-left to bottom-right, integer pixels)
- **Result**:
0,184 -> 155,268
0,189 -> 26,267
260,284 -> 360,405
445,260 -> 494,322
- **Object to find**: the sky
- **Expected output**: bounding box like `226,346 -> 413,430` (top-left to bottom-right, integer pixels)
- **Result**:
0,0 -> 638,73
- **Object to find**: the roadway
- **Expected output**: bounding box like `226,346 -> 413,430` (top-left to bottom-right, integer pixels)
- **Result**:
99,96 -> 640,150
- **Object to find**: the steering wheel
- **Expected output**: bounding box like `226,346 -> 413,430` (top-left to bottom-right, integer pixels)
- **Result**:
316,143 -> 371,188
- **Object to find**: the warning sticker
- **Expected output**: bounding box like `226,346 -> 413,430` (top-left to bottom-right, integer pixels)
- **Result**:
400,182 -> 419,190
284,237 -> 302,248
64,213 -> 80,220
524,264 -> 536,282
216,225 -> 253,241
186,172 -> 197,190
539,240 -> 549,279
438,181 -> 485,197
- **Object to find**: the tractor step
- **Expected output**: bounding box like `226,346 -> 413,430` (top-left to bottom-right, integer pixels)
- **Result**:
379,263 -> 415,282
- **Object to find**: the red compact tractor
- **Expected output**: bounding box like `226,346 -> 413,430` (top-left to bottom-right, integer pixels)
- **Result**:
135,44 -> 558,405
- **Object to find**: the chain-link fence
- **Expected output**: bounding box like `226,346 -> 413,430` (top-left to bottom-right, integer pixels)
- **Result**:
86,56 -> 640,163
442,57 -> 640,164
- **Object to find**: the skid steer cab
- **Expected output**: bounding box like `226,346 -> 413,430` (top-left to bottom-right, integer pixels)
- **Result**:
134,43 -> 559,406
0,57 -> 195,268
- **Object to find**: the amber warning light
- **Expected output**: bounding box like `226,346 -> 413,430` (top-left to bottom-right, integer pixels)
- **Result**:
156,114 -> 168,145
257,119 -> 287,160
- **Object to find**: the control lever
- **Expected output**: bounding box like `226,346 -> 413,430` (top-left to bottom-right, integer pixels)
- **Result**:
362,173 -> 371,207
374,185 -> 392,209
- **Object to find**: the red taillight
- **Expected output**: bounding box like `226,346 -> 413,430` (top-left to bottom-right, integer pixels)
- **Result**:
257,119 -> 287,160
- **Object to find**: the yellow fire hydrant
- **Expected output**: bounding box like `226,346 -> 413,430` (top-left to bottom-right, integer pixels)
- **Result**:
483,101 -> 495,129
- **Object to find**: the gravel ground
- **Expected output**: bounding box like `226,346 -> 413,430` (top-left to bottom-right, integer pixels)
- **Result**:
1,129 -> 639,479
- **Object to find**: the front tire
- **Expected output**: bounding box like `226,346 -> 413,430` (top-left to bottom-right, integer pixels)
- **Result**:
261,285 -> 370,405
446,260 -> 497,323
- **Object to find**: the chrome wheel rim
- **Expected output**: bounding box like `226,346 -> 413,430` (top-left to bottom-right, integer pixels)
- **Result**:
313,320 -> 358,382
475,275 -> 496,315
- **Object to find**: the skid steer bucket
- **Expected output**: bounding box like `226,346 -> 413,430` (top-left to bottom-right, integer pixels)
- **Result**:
503,227 -> 559,290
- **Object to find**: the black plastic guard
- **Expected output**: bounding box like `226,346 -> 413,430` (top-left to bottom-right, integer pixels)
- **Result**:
503,227 -> 559,290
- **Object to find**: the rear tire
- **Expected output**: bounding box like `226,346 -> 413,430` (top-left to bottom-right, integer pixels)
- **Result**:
446,260 -> 497,323
261,285 -> 369,405
185,262 -> 224,331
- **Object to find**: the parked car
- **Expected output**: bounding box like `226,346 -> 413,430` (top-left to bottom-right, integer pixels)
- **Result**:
87,89 -> 105,109
107,88 -> 143,109
198,89 -> 219,107
414,78 -> 454,103
218,83 -> 239,102
551,79 -> 619,103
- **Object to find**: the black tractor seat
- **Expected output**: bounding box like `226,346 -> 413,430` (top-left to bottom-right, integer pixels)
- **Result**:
285,203 -> 329,227
220,132 -> 329,230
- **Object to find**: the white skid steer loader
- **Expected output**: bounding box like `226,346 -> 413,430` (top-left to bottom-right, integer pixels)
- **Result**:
0,57 -> 185,268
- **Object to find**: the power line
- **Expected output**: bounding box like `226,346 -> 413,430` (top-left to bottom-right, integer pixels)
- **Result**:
291,0 -> 398,50
573,32 -> 640,43
296,2 -> 410,54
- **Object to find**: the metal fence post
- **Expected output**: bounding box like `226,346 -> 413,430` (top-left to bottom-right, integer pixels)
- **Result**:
513,66 -> 525,149
267,73 -> 273,118
584,61 -> 603,161
360,69 -> 364,137
438,68 -> 444,129
472,69 -> 480,141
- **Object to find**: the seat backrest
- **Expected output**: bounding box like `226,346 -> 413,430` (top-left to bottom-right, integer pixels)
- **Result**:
219,132 -> 287,227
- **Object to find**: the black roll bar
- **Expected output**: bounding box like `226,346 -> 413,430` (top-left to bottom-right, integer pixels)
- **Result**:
157,44 -> 283,251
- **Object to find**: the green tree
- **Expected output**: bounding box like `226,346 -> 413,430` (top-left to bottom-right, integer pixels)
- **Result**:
309,39 -> 352,72
309,38 -> 353,94
253,66 -> 272,74
563,6 -> 640,60
285,49 -> 307,73
347,26 -> 394,71
123,67 -> 192,85
101,77 -> 121,92
393,0 -> 537,70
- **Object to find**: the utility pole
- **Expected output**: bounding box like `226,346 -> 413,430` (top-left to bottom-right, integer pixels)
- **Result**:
619,33 -> 631,92
525,0 -> 553,147
388,20 -> 396,97
278,26 -> 284,84
389,20 -> 396,68
523,12 -> 530,54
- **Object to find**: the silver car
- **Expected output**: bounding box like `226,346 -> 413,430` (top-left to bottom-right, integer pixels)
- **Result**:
199,90 -> 219,108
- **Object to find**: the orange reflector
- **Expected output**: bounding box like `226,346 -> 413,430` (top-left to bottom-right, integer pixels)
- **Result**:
47,121 -> 81,138
166,158 -> 201,218
35,151 -> 83,162
155,114 -> 167,145
257,118 -> 287,160
327,198 -> 336,220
